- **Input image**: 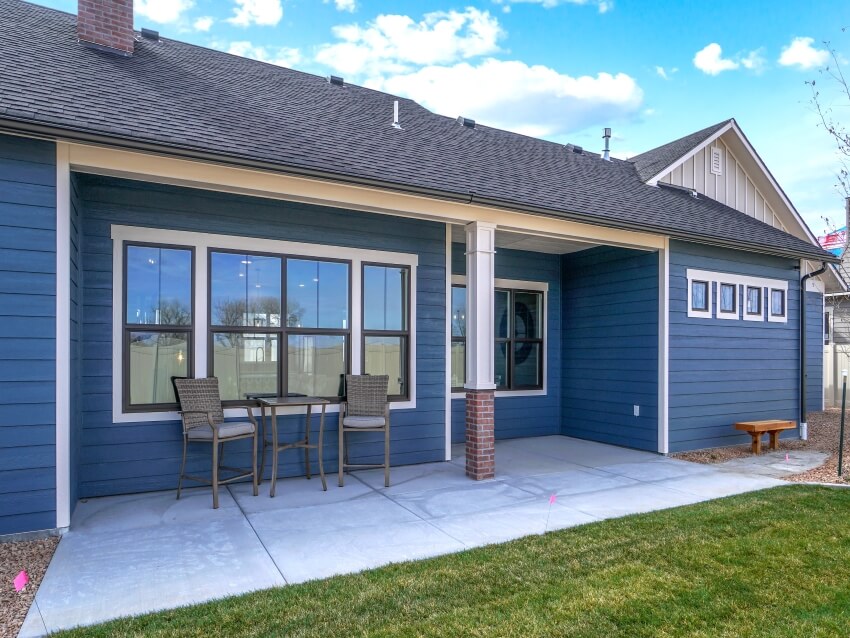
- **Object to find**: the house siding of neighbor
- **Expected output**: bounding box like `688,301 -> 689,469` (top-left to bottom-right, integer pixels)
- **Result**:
0,135 -> 58,535
0,0 -> 841,536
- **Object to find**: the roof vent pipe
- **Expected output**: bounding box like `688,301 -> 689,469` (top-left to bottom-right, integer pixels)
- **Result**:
602,127 -> 611,161
392,100 -> 402,129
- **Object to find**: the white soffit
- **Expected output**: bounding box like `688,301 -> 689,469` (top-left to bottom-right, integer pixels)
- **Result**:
450,226 -> 600,255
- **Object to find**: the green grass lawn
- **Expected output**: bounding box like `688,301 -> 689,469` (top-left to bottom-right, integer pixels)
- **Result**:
58,485 -> 850,638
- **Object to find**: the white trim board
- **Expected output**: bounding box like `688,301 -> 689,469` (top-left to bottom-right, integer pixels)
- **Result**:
450,274 -> 549,399
55,142 -> 71,529
111,225 -> 419,423
685,268 -> 789,323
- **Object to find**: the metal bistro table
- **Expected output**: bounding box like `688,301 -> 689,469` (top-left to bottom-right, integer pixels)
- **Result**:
256,396 -> 329,496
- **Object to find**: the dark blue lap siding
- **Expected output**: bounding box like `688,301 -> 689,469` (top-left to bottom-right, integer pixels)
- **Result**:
76,174 -> 446,498
0,134 -> 56,535
668,240 -> 810,452
560,247 -> 659,451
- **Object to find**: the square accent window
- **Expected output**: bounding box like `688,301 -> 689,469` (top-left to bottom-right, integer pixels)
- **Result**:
691,280 -> 709,312
770,289 -> 786,317
746,286 -> 762,316
719,283 -> 737,315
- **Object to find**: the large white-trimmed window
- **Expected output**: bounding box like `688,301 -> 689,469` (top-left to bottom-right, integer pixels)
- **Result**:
111,226 -> 417,422
123,242 -> 194,411
686,269 -> 787,324
362,263 -> 411,400
450,277 -> 547,395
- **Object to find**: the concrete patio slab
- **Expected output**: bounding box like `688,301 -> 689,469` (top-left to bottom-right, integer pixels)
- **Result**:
263,520 -> 466,584
23,435 -> 791,637
33,509 -> 284,633
17,603 -> 47,638
711,450 -> 830,478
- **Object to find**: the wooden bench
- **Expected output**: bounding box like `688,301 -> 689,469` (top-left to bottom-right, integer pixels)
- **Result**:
734,420 -> 796,455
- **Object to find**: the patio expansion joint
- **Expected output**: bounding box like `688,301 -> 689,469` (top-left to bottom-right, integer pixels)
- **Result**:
348,472 -> 474,550
226,485 -> 288,586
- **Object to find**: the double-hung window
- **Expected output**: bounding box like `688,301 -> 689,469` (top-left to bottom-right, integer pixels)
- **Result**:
451,285 -> 545,392
210,251 -> 283,401
123,243 -> 194,410
362,264 -> 411,399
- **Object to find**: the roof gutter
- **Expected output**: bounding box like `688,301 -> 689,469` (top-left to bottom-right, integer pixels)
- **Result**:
800,261 -> 828,440
0,117 -> 838,265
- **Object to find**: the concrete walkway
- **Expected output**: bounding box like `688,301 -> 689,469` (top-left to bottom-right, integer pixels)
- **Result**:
19,436 -> 784,637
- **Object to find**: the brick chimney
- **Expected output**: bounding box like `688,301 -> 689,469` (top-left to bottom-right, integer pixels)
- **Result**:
77,0 -> 134,56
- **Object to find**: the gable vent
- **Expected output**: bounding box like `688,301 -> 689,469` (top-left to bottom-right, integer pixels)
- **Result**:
328,75 -> 344,87
457,116 -> 476,129
710,147 -> 723,176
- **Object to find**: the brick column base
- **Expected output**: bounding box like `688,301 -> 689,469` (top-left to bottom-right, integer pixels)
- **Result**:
465,389 -> 495,480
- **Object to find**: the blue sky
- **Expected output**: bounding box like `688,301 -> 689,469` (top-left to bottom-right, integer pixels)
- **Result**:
38,0 -> 850,234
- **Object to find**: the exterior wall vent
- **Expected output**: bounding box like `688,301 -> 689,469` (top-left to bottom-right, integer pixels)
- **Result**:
329,75 -> 344,87
710,147 -> 723,176
457,116 -> 476,129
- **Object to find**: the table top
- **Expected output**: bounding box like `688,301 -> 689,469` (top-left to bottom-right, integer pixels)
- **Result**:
256,396 -> 330,407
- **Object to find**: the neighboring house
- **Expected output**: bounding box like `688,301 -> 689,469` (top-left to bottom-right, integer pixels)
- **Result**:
819,204 -> 850,406
0,0 -> 841,537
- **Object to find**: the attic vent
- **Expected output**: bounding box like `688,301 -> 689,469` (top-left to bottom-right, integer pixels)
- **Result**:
457,116 -> 476,129
329,75 -> 344,87
572,145 -> 583,154
710,147 -> 723,176
141,28 -> 159,40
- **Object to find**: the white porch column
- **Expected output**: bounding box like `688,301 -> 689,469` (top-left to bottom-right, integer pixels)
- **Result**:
464,221 -> 496,479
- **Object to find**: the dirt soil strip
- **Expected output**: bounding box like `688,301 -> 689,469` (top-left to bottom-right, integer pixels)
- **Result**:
1,536 -> 59,638
673,409 -> 850,484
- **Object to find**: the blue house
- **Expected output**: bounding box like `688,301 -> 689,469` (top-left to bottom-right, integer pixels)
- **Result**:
0,0 -> 842,537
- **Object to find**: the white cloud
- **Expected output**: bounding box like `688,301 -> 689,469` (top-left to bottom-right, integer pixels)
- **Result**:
326,0 -> 357,12
228,41 -> 301,67
193,16 -> 214,31
367,59 -> 643,137
136,0 -> 193,23
779,36 -> 830,70
493,0 -> 612,12
227,0 -> 283,27
315,8 -> 503,76
741,48 -> 766,73
655,66 -> 678,80
693,43 -> 739,75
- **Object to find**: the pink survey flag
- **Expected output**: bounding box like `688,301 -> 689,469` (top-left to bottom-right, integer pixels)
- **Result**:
13,570 -> 29,592
549,493 -> 557,505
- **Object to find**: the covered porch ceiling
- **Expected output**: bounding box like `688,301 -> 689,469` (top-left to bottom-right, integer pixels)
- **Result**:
450,226 -> 604,255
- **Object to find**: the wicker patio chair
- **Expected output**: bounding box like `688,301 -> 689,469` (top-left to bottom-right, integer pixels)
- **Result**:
338,374 -> 391,487
173,377 -> 259,509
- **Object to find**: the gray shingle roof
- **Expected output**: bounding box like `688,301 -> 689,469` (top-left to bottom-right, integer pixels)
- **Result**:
0,0 -> 836,263
629,120 -> 732,182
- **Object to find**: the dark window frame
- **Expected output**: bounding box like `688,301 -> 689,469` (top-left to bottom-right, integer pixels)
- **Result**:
208,247 -> 352,404
746,285 -> 763,316
450,284 -> 467,392
718,282 -> 737,315
450,285 -> 545,393
361,262 -> 412,401
825,311 -> 831,345
770,288 -> 786,317
690,279 -> 710,312
122,241 -> 195,413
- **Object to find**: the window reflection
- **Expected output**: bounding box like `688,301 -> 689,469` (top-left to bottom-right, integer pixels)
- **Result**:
363,265 -> 407,331
210,252 -> 281,327
126,246 -> 192,325
287,259 -> 349,329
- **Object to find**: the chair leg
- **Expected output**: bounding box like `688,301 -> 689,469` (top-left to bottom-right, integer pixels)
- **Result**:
338,423 -> 345,487
177,435 -> 188,500
252,431 -> 259,496
212,439 -> 220,509
384,425 -> 390,488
